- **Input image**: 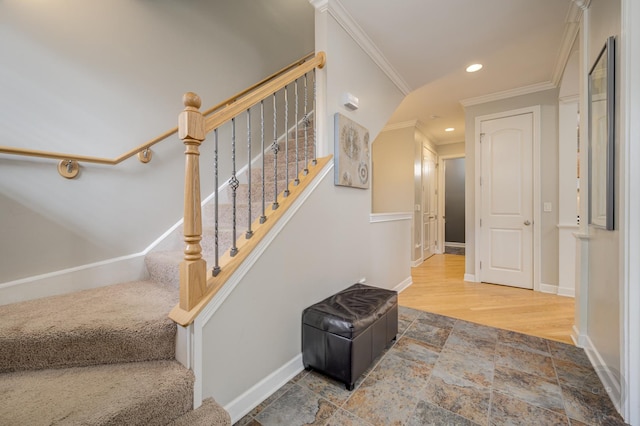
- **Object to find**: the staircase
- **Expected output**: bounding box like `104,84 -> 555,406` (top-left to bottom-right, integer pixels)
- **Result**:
0,128 -> 315,425
145,124 -> 316,289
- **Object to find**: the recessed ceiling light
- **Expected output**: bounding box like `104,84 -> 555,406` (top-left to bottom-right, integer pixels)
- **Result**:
466,63 -> 483,73
445,127 -> 455,132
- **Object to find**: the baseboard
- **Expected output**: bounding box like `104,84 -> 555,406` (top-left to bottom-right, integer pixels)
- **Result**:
572,325 -> 588,347
411,258 -> 423,268
0,254 -> 147,306
539,283 -> 558,294
224,354 -> 304,423
463,274 -> 477,282
557,286 -> 575,298
393,276 -> 413,293
582,335 -> 624,415
444,242 -> 465,248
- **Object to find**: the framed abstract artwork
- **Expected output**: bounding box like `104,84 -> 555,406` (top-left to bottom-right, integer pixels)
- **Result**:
334,113 -> 370,189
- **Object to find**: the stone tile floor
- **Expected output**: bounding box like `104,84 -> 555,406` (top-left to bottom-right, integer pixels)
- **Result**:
235,306 -> 627,426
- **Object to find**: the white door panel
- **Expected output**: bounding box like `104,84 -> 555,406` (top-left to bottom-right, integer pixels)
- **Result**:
423,147 -> 437,260
480,113 -> 533,289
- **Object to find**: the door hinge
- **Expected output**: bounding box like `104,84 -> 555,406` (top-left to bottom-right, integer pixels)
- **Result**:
480,176 -> 482,186
480,132 -> 485,142
480,261 -> 482,269
480,218 -> 482,227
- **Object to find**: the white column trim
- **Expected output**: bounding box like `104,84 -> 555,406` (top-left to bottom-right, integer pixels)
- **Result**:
621,0 -> 640,422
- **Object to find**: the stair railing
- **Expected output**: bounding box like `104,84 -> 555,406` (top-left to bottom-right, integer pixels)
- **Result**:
170,52 -> 327,326
0,52 -> 317,179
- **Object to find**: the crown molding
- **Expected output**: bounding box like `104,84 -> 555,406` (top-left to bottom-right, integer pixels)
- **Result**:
551,22 -> 580,85
309,0 -> 328,13
551,0 -> 584,86
460,81 -> 557,107
381,120 -> 418,132
327,0 -> 412,95
559,94 -> 580,104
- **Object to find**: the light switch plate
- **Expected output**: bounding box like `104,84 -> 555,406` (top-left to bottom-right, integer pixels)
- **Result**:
544,202 -> 552,212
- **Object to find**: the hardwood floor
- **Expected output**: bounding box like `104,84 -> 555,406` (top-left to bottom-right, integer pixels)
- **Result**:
399,254 -> 576,344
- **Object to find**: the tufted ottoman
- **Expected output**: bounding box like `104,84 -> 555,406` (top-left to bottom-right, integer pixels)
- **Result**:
301,283 -> 398,390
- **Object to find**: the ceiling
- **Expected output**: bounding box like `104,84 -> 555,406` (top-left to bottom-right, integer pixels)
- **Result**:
337,0 -> 577,144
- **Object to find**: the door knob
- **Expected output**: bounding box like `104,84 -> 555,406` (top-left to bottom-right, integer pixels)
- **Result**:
524,220 -> 531,226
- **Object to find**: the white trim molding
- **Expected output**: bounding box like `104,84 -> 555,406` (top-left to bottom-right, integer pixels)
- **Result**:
463,274 -> 478,282
393,276 -> 413,293
381,120 -> 419,132
539,283 -> 559,294
0,253 -> 147,306
308,0 -> 328,12
370,212 -> 412,223
224,354 -> 304,423
461,82 -> 556,107
583,335 -> 625,415
621,0 -> 640,422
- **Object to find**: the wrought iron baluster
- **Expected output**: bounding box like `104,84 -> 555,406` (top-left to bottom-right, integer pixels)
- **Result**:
229,118 -> 239,257
271,93 -> 279,210
246,108 -> 253,239
284,85 -> 290,197
260,100 -> 267,224
312,68 -> 318,165
303,73 -> 309,175
212,128 -> 221,277
294,78 -> 300,186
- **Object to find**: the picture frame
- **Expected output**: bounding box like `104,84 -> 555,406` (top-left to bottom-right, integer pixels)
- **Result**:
334,113 -> 370,189
588,36 -> 615,230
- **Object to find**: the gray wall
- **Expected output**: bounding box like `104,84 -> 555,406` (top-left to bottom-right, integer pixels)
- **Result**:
201,8 -> 407,407
445,158 -> 465,243
584,0 -> 622,381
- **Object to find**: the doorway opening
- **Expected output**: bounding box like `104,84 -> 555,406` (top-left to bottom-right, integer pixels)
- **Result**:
442,157 -> 465,256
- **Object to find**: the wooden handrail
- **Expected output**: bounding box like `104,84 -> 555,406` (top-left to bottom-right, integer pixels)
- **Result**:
206,52 -> 326,133
0,52 -> 319,169
172,51 -> 326,324
170,155 -> 333,326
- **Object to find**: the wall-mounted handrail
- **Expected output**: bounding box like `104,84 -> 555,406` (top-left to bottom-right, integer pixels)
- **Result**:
0,52 -> 317,175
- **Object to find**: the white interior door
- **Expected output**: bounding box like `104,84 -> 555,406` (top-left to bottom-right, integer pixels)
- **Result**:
480,113 -> 533,289
422,147 -> 437,260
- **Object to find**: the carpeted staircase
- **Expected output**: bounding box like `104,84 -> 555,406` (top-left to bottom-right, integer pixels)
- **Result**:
0,127 -> 314,425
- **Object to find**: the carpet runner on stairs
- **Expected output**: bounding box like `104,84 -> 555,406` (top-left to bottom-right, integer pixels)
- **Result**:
0,126 -> 315,425
0,281 -> 230,425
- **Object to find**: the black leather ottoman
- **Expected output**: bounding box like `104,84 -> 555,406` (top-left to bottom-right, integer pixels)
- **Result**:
302,283 -> 398,390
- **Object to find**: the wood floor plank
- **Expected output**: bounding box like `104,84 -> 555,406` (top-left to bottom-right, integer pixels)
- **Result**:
399,254 -> 575,344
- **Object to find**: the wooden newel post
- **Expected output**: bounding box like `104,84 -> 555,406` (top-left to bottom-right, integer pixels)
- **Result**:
178,92 -> 207,311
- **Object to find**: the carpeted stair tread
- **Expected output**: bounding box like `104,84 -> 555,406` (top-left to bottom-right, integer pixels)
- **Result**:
169,397 -> 231,426
0,360 -> 194,426
0,280 -> 178,373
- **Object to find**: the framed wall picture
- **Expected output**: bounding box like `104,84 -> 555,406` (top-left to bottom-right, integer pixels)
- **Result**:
588,36 -> 615,230
334,113 -> 370,189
